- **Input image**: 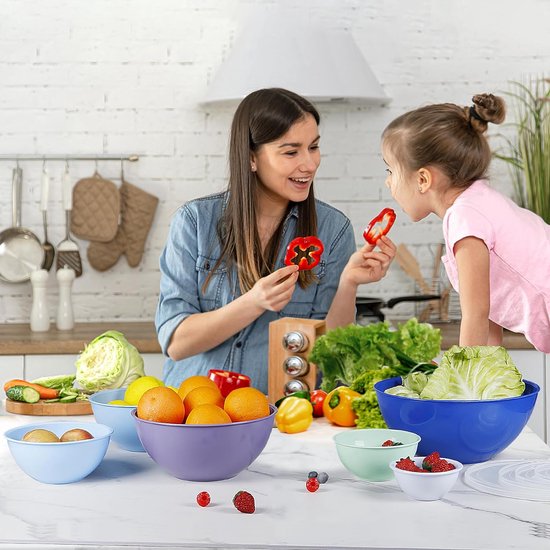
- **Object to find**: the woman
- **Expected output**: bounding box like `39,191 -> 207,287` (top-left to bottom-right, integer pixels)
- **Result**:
156,88 -> 396,392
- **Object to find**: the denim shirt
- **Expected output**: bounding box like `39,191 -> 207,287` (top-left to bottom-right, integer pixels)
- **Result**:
155,192 -> 356,394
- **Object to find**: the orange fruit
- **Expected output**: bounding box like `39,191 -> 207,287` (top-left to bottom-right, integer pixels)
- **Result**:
223,387 -> 270,422
177,375 -> 219,401
183,385 -> 224,416
137,386 -> 185,424
185,404 -> 232,425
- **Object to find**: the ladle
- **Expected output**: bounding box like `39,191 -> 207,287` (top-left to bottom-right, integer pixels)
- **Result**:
40,165 -> 55,271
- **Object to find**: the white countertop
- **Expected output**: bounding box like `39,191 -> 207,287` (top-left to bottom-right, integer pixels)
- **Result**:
1,405 -> 550,550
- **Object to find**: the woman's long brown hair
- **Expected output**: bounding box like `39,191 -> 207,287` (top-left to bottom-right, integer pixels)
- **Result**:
204,88 -> 321,294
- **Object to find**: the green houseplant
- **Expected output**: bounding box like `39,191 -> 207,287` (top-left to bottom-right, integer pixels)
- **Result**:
495,78 -> 550,224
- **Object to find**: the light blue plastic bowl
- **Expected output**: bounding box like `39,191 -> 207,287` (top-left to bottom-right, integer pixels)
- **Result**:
4,421 -> 113,484
89,388 -> 144,452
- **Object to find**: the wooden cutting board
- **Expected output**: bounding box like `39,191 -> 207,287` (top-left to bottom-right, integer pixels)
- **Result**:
5,399 -> 92,416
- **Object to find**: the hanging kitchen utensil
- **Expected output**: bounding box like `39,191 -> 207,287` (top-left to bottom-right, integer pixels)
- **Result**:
356,294 -> 440,324
40,163 -> 55,271
56,163 -> 83,277
418,242 -> 445,322
0,166 -> 45,283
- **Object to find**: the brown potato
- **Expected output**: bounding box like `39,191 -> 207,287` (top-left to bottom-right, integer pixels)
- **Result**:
60,428 -> 94,442
22,429 -> 60,443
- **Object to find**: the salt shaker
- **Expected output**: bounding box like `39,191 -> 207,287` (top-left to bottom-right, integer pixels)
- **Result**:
30,269 -> 50,332
56,266 -> 75,330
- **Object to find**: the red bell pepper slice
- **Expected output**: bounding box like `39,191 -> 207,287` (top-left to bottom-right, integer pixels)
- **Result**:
208,369 -> 251,398
284,236 -> 324,271
363,208 -> 396,244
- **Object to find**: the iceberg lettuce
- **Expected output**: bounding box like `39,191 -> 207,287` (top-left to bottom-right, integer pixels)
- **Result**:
420,345 -> 525,400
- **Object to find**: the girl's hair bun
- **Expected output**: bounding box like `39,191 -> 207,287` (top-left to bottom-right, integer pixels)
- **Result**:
468,93 -> 506,132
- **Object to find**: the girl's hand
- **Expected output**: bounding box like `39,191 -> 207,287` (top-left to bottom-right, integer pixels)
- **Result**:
248,264 -> 299,312
341,235 -> 396,286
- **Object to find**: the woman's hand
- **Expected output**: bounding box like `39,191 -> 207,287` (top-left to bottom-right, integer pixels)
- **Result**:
247,264 -> 299,312
340,235 -> 396,287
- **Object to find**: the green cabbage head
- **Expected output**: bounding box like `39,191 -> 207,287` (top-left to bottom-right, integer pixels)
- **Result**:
75,330 -> 145,392
420,345 -> 525,400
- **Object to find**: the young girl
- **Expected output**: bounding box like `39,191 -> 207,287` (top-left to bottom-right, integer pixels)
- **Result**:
156,88 -> 396,393
382,93 -> 550,352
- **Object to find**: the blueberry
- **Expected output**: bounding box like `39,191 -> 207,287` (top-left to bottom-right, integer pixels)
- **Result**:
317,472 -> 329,484
307,471 -> 318,479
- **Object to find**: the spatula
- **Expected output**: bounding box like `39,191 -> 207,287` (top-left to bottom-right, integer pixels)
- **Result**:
56,164 -> 83,277
40,166 -> 55,271
395,244 -> 431,294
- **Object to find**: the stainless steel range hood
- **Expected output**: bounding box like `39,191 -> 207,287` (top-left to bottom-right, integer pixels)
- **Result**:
203,11 -> 390,106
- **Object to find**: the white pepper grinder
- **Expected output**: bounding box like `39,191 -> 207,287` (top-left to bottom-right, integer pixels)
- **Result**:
56,266 -> 75,330
30,269 -> 50,332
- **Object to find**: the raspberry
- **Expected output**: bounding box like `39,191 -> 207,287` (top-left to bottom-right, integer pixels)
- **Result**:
233,490 -> 255,514
422,451 -> 441,471
395,457 -> 423,472
196,491 -> 210,507
306,477 -> 320,492
431,460 -> 456,472
382,439 -> 403,447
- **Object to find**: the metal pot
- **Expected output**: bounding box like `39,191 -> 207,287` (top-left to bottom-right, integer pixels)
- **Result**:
356,294 -> 440,323
0,167 -> 45,283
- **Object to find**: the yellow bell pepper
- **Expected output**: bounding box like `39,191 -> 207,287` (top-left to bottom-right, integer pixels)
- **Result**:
275,396 -> 313,434
323,387 -> 361,427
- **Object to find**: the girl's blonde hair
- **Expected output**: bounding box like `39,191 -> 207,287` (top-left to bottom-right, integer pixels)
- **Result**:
382,93 -> 506,188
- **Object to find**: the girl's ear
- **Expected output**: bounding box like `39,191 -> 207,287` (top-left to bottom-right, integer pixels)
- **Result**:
250,153 -> 257,172
417,167 -> 433,193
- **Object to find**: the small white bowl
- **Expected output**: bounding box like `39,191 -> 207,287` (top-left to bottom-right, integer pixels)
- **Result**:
390,456 -> 463,501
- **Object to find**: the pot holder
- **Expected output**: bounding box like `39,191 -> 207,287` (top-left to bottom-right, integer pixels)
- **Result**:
71,172 -> 120,242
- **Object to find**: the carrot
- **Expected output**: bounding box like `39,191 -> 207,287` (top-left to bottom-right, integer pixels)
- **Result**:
3,379 -> 59,400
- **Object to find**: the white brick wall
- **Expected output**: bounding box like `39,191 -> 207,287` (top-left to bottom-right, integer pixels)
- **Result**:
1,0 -> 549,324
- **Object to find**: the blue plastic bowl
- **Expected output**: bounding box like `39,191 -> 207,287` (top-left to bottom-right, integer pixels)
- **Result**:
375,377 -> 539,464
89,388 -> 144,452
4,421 -> 113,484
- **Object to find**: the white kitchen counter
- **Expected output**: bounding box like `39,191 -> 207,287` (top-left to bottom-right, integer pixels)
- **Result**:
1,406 -> 550,550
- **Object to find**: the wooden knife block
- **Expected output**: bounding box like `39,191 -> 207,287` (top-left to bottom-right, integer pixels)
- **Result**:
268,317 -> 326,405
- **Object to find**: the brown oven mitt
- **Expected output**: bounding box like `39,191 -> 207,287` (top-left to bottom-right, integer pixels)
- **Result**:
87,180 -> 159,271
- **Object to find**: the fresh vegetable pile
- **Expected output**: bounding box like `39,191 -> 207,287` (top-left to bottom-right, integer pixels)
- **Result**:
4,375 -> 88,404
309,318 -> 441,428
385,345 -> 525,400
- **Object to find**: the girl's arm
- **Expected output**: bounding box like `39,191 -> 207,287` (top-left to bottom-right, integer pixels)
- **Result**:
325,236 -> 396,329
454,236 -> 491,345
488,320 -> 504,345
167,265 -> 299,360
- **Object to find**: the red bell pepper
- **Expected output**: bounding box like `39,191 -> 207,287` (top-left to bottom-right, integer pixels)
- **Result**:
208,369 -> 251,398
284,236 -> 324,271
363,208 -> 396,244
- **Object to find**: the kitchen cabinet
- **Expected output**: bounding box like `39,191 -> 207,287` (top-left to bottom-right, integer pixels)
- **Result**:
0,356 -> 24,383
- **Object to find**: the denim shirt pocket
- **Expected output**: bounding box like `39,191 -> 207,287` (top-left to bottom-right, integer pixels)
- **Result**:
281,260 -> 326,317
196,254 -> 228,311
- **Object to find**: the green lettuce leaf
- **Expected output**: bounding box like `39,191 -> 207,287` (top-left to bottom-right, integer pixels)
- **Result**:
420,345 -> 525,400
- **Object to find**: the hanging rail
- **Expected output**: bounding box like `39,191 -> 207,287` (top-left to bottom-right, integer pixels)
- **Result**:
0,154 -> 140,162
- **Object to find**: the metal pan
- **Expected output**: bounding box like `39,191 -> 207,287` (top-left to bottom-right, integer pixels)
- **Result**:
356,294 -> 440,322
0,167 -> 45,283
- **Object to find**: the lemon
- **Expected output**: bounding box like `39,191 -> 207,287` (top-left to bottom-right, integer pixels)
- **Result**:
124,376 -> 164,405
108,399 -> 130,406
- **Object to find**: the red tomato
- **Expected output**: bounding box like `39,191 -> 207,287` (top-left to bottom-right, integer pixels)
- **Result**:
310,389 -> 327,417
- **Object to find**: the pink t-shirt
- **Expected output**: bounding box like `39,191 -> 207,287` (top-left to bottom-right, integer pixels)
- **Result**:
442,180 -> 550,352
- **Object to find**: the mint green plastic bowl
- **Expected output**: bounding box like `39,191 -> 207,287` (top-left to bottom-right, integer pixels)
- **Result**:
334,428 -> 421,481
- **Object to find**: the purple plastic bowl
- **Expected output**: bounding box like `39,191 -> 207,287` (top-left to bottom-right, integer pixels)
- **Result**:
132,404 -> 276,481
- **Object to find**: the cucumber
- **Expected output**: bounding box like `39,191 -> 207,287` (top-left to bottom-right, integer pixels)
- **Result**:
59,395 -> 77,403
6,385 -> 40,404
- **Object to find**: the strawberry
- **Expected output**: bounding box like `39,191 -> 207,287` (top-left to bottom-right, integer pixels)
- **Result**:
395,457 -> 423,472
431,460 -> 456,473
233,490 -> 255,514
422,451 -> 441,471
